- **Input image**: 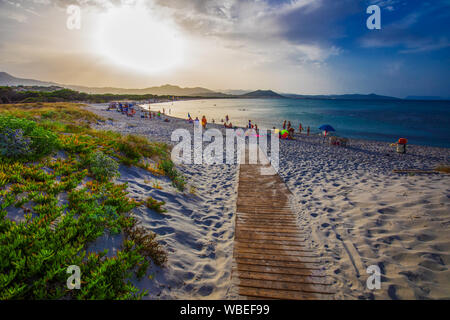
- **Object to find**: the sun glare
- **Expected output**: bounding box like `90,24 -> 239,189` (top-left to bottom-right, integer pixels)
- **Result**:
95,4 -> 185,74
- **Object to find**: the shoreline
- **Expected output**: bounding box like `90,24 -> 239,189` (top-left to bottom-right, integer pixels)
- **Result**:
143,100 -> 450,150
137,103 -> 450,154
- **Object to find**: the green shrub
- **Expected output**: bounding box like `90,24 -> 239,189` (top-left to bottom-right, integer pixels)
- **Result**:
0,115 -> 58,160
118,141 -> 141,162
145,197 -> 167,214
88,151 -> 120,181
0,128 -> 32,158
158,159 -> 185,191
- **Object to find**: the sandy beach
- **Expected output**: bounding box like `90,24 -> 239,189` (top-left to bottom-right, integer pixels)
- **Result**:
86,103 -> 450,300
278,134 -> 450,299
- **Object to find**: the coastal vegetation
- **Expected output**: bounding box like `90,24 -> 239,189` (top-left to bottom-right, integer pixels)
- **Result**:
0,86 -> 174,104
145,197 -> 167,214
0,102 -> 186,299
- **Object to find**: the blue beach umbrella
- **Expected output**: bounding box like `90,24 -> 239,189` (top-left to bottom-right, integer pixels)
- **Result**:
319,124 -> 335,132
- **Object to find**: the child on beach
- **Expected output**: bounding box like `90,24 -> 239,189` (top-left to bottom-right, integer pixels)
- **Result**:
288,128 -> 295,139
194,117 -> 200,127
202,116 -> 207,129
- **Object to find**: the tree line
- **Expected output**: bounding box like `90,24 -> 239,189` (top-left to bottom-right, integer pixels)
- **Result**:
0,87 -> 179,104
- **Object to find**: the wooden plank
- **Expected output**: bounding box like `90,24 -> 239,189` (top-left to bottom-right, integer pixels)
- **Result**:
235,252 -> 320,263
238,279 -> 334,295
235,258 -> 323,270
233,263 -> 326,277
235,233 -> 306,242
235,246 -> 317,257
238,287 -> 332,300
236,208 -> 293,214
235,239 -> 307,246
234,242 -> 311,251
236,226 -> 301,233
236,271 -> 332,285
237,214 -> 296,220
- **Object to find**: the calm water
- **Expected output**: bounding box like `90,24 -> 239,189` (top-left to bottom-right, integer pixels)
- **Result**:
148,98 -> 450,148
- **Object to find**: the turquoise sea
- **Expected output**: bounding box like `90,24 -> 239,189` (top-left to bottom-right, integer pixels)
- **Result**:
150,98 -> 450,148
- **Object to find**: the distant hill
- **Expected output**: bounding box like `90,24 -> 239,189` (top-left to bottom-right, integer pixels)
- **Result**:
0,72 -> 230,97
0,72 -> 57,87
240,90 -> 285,99
405,96 -> 449,101
222,89 -> 251,95
284,93 -> 401,101
67,84 -> 231,97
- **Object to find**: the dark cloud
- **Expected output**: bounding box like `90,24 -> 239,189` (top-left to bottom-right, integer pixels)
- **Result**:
276,0 -> 362,45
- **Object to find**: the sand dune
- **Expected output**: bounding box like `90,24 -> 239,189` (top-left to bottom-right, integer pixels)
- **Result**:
87,104 -> 238,299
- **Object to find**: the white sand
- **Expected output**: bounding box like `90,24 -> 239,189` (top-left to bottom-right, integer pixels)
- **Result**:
278,134 -> 450,299
86,104 -> 238,299
86,103 -> 450,300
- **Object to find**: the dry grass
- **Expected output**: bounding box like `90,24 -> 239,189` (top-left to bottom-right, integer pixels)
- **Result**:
0,102 -> 103,124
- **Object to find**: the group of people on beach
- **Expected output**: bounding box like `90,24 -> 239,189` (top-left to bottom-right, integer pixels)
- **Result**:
187,114 -> 208,129
281,120 -> 310,139
182,111 -> 314,141
107,102 -> 170,122
107,102 -> 137,117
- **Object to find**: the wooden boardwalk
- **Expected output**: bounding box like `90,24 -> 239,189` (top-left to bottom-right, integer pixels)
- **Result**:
232,162 -> 334,300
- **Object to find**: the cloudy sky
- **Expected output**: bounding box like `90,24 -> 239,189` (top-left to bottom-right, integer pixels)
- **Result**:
0,0 -> 449,97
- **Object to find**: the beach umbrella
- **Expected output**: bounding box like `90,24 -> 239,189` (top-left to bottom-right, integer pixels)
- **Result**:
319,124 -> 335,132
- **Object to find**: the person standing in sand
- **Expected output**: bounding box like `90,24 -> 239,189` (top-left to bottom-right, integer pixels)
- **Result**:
299,123 -> 303,134
307,126 -> 310,136
283,120 -> 286,130
226,115 -> 229,123
202,116 -> 207,129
